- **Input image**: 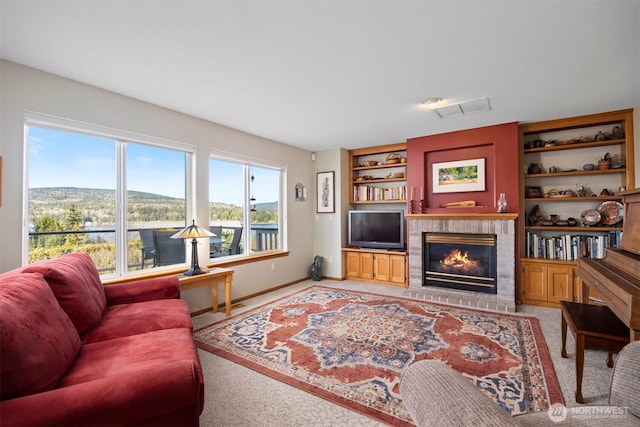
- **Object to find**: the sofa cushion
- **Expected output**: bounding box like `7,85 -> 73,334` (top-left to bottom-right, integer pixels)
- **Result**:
59,328 -> 203,390
23,252 -> 106,337
83,298 -> 193,344
0,272 -> 82,400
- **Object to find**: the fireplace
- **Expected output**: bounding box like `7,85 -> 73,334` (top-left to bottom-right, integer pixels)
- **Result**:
423,232 -> 497,294
408,215 -> 516,312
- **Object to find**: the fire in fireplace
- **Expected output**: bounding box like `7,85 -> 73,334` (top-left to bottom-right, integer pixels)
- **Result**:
423,232 -> 497,294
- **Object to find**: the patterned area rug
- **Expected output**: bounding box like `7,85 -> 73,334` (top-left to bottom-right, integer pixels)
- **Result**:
195,286 -> 562,425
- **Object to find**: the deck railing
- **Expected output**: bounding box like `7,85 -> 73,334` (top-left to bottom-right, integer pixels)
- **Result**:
28,224 -> 280,272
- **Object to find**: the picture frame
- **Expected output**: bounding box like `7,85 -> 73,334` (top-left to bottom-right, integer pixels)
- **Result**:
316,171 -> 335,213
525,186 -> 543,198
432,158 -> 485,194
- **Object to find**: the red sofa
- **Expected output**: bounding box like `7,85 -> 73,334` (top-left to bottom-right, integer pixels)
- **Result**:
0,253 -> 204,426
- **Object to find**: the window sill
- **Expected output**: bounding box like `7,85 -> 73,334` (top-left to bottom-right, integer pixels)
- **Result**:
207,250 -> 289,268
102,251 -> 289,285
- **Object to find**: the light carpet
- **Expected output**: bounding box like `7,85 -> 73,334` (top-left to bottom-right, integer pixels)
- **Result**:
195,285 -> 562,425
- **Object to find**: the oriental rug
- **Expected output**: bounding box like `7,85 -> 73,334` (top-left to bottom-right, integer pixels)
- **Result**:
195,286 -> 562,426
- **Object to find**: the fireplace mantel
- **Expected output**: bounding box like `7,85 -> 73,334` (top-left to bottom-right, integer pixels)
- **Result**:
407,213 -> 518,220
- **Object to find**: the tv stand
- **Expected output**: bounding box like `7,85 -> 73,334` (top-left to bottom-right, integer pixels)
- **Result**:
342,247 -> 407,287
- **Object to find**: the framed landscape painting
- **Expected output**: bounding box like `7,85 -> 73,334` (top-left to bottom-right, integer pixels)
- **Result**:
433,158 -> 486,193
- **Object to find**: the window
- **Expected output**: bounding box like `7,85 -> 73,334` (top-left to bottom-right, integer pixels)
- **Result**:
26,116 -> 192,277
209,156 -> 283,259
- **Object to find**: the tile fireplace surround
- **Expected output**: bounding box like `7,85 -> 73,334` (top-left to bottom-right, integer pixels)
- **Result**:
406,214 -> 518,313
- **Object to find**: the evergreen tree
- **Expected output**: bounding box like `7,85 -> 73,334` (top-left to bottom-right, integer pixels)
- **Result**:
64,204 -> 85,246
33,215 -> 64,248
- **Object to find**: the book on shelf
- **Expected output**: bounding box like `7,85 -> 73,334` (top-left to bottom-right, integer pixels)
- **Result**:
525,230 -> 622,260
353,185 -> 406,202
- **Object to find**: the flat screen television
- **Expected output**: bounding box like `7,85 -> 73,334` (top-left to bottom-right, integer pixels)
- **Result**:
348,210 -> 405,250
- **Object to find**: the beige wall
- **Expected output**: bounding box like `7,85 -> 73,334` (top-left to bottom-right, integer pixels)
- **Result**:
0,60 -> 315,312
311,149 -> 349,279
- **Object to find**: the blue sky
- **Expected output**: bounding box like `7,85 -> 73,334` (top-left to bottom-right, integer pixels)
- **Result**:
29,126 -> 278,206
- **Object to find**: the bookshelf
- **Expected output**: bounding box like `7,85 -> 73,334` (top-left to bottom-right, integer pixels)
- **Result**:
519,109 -> 635,308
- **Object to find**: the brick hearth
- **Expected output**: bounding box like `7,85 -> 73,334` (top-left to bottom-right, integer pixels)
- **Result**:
406,214 -> 517,312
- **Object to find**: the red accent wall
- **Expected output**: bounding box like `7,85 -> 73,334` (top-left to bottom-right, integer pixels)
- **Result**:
407,122 -> 520,213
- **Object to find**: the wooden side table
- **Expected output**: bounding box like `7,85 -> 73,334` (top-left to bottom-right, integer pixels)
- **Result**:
560,300 -> 630,403
178,268 -> 234,316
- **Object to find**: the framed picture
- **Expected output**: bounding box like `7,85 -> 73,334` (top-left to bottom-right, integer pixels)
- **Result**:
316,171 -> 335,213
525,186 -> 543,198
432,158 -> 486,193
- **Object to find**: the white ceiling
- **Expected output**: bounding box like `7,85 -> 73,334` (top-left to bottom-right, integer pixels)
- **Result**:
1,1 -> 639,152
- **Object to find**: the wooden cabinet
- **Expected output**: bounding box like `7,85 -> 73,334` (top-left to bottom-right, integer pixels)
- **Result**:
522,259 -> 575,307
349,143 -> 407,204
519,109 -> 635,307
343,248 -> 407,287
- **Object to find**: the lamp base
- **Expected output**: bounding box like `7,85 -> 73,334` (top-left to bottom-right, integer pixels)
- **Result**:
183,266 -> 206,276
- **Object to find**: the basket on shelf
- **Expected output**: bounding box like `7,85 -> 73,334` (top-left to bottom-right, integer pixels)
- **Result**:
386,153 -> 402,164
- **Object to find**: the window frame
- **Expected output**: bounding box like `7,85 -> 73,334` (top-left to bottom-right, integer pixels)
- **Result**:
23,112 -> 196,277
208,150 -> 287,260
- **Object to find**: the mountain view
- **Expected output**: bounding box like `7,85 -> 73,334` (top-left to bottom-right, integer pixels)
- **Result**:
29,187 -> 277,226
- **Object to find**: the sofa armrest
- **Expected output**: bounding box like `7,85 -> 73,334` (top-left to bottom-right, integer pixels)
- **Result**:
400,360 -> 520,427
0,360 -> 203,426
104,276 -> 180,305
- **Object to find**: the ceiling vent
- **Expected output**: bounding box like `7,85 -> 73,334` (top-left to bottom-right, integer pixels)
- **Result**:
434,98 -> 491,119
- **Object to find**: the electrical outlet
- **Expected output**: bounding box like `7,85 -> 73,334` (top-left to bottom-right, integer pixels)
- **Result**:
271,263 -> 276,271
328,256 -> 333,263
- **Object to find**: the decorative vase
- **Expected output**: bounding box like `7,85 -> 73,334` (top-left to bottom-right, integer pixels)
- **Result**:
528,163 -> 542,175
497,193 -> 507,213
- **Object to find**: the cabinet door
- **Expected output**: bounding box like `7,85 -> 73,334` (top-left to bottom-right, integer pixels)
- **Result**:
345,252 -> 361,278
360,252 -> 375,279
389,254 -> 406,284
523,263 -> 547,302
374,254 -> 390,281
547,265 -> 574,304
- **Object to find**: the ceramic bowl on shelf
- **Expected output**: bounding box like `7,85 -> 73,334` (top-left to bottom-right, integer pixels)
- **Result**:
582,164 -> 595,171
581,209 -> 602,226
596,200 -> 623,225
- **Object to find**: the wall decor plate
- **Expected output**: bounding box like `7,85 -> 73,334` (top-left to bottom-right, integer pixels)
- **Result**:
595,201 -> 624,225
581,209 -> 601,226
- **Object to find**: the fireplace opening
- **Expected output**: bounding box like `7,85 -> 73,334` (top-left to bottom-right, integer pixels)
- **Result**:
423,232 -> 497,294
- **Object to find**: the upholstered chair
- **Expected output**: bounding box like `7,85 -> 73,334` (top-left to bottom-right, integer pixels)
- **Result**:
400,340 -> 640,427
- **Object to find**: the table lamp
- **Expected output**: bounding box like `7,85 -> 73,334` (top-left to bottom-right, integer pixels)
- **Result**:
171,220 -> 216,276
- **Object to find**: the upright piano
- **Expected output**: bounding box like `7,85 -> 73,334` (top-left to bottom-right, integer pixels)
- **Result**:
578,188 -> 640,341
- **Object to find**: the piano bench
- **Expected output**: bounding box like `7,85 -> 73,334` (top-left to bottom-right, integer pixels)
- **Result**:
560,300 -> 630,404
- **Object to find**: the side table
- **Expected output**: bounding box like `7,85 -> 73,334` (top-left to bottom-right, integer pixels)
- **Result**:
560,300 -> 630,403
178,268 -> 234,316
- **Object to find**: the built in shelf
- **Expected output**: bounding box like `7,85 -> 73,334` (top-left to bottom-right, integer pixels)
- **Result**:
525,225 -> 623,232
525,168 -> 625,178
523,138 -> 625,153
525,196 -> 623,202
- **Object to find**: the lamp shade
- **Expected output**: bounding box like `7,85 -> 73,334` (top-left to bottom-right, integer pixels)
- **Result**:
170,220 -> 215,276
171,220 -> 215,240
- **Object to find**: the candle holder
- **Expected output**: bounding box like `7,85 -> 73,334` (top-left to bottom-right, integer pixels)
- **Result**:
419,199 -> 425,213
408,200 -> 415,214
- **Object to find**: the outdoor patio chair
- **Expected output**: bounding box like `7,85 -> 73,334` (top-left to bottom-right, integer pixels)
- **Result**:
212,228 -> 242,257
152,229 -> 186,266
209,226 -> 223,256
139,228 -> 157,268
